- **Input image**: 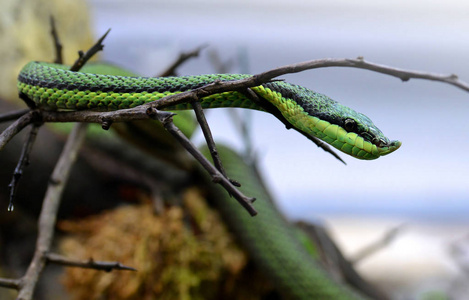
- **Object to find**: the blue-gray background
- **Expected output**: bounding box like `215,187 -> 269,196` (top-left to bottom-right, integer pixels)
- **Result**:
87,0 -> 469,223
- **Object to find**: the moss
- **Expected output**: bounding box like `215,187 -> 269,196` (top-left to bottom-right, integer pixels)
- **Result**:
58,188 -> 252,300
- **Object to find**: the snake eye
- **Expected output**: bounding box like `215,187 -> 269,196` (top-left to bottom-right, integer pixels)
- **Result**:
344,119 -> 357,132
377,138 -> 388,147
360,132 -> 373,142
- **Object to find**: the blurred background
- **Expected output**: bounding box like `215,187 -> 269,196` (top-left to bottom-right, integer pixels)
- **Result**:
2,0 -> 469,298
88,0 -> 469,294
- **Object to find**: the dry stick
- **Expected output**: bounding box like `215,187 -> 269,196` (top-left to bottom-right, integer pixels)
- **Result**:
46,253 -> 136,272
49,16 -> 63,64
191,100 -> 240,187
148,108 -> 257,215
6,27 -> 112,209
0,111 -> 39,151
16,123 -> 88,300
0,109 -> 30,123
202,49 -> 243,183
297,221 -> 390,300
8,123 -> 41,211
39,105 -> 258,214
0,278 -> 20,290
257,57 -> 469,92
351,224 -> 405,264
70,28 -> 111,72
4,16 -> 62,200
13,28 -> 116,299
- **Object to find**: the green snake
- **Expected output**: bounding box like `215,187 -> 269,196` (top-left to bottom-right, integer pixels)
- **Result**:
17,61 -> 401,160
15,61 -> 398,298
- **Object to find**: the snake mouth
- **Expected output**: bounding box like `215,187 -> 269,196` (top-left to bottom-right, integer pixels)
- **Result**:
376,140 -> 402,156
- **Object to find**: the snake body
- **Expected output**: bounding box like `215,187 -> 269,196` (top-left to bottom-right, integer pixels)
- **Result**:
17,62 -> 400,159
206,145 -> 366,299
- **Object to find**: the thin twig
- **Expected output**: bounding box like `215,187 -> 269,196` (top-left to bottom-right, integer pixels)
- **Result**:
9,28 -> 116,300
5,16 -> 61,210
257,57 -> 469,93
297,221 -> 390,300
147,107 -> 257,215
8,123 -> 41,211
158,44 -> 208,77
351,224 -> 405,264
0,109 -> 30,123
191,100 -> 240,186
16,123 -> 88,300
0,111 -> 39,152
0,278 -> 20,290
70,28 -> 111,72
46,253 -> 136,272
49,16 -> 63,64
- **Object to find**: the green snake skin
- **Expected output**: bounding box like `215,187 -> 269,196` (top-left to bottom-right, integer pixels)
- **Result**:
205,145 -> 365,299
17,61 -> 401,159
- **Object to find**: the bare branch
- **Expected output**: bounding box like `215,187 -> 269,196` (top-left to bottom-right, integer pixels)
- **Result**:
49,16 -> 63,64
0,278 -> 20,290
0,109 -> 30,123
70,28 -> 111,72
46,253 -> 136,272
191,100 -> 240,186
257,57 -> 469,93
351,224 -> 405,264
0,111 -> 39,151
147,108 -> 257,215
8,123 -> 41,211
17,123 -> 88,300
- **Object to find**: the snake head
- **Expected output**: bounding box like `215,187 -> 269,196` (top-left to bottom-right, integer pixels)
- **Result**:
339,113 -> 401,159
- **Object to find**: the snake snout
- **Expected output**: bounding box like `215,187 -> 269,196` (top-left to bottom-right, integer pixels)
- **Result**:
378,140 -> 402,156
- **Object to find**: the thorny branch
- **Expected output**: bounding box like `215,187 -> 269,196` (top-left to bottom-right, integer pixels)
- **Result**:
351,224 -> 405,264
1,26 -> 122,300
148,108 -> 256,214
69,28 -> 110,72
191,100 -> 240,186
0,109 -> 30,123
0,278 -> 20,290
16,123 -> 88,300
0,111 -> 40,151
46,253 -> 137,272
8,123 -> 41,211
49,16 -> 63,64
